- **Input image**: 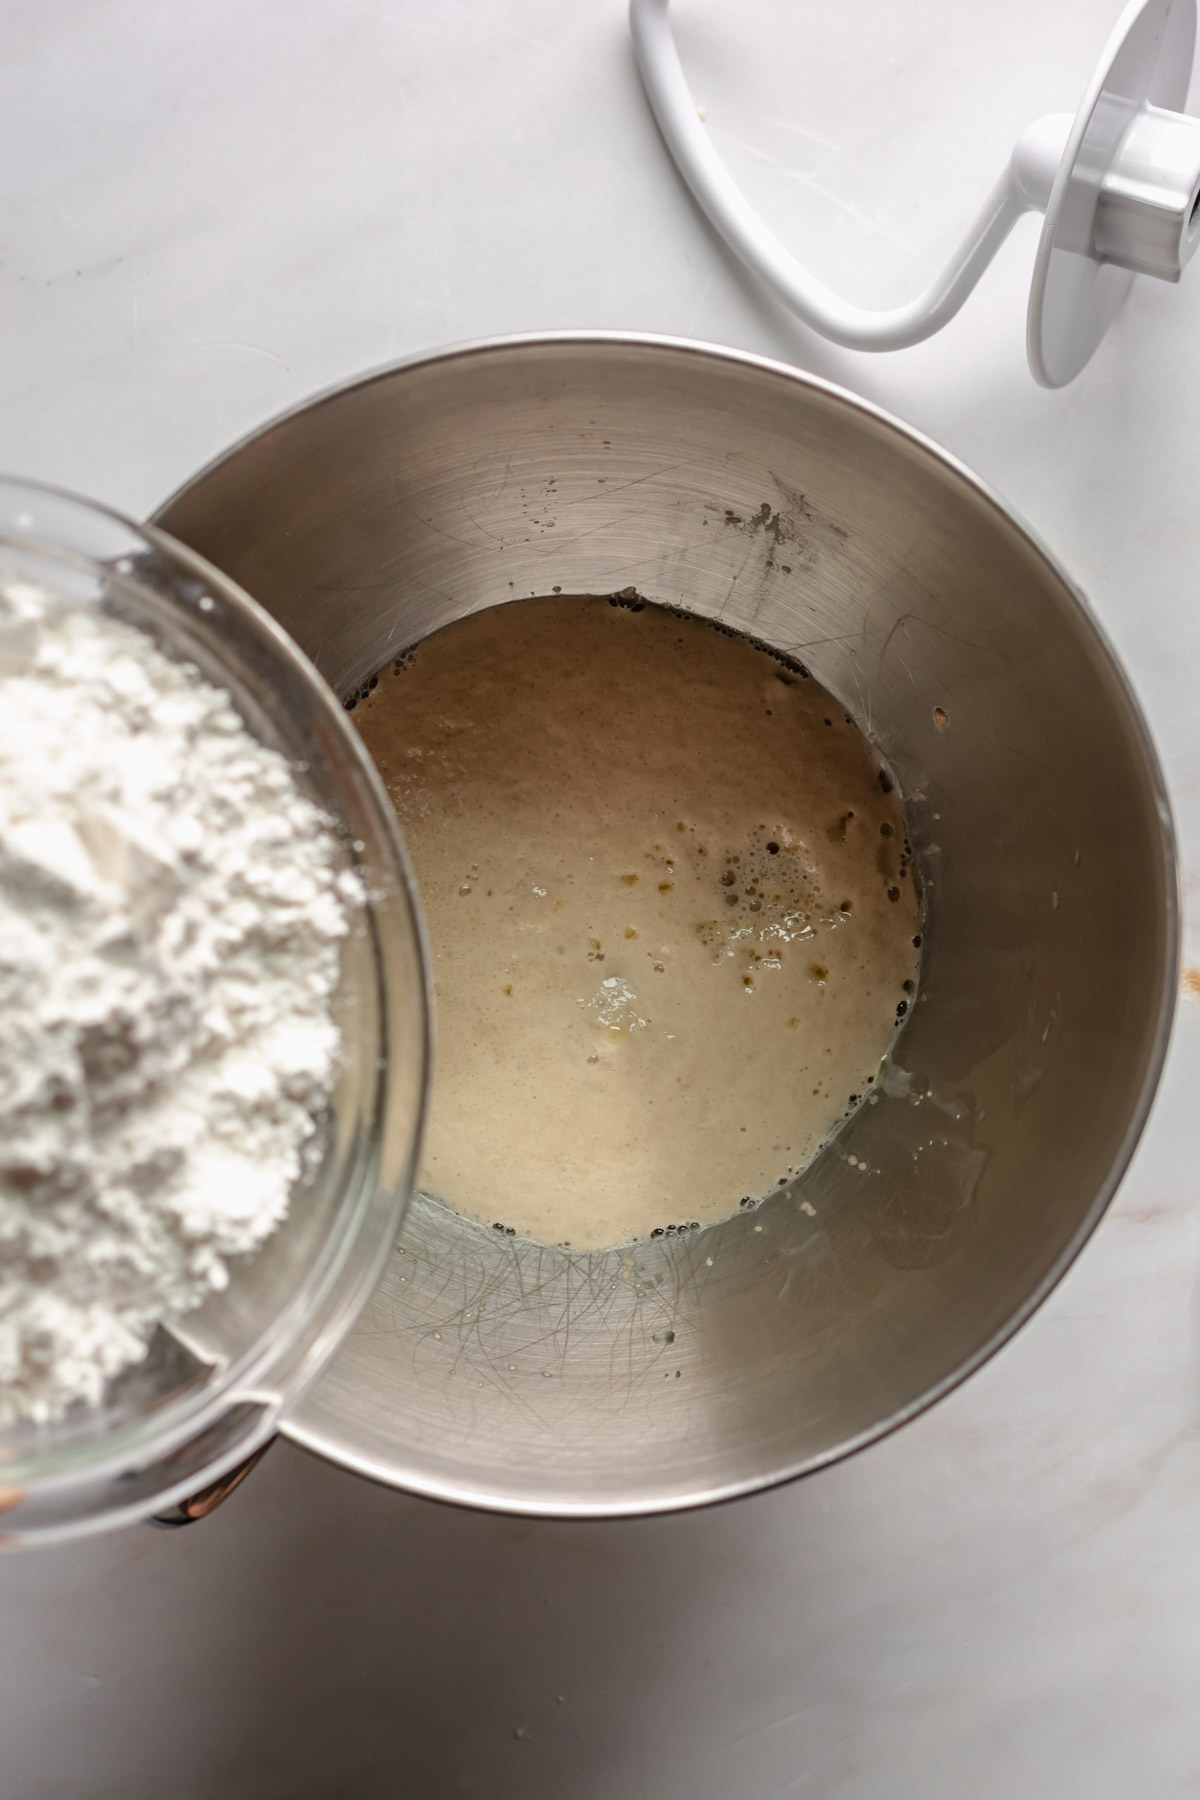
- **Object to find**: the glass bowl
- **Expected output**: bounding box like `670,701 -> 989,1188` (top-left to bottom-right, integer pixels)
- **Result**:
0,476 -> 430,1544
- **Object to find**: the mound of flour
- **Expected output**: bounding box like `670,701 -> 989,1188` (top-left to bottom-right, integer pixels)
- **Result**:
0,575 -> 358,1424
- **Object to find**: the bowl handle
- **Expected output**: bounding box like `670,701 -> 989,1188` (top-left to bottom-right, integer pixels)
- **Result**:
149,1438 -> 275,1528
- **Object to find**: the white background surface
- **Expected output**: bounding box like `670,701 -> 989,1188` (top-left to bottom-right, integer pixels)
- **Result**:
3,2 -> 1200,1795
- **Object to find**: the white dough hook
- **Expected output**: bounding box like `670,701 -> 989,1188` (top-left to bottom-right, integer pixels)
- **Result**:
630,0 -> 1200,384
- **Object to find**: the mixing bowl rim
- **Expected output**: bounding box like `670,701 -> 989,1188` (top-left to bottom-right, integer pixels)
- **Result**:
153,331 -> 1181,1517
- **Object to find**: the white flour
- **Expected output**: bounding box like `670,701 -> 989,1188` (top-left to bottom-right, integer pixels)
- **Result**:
0,575 -> 358,1424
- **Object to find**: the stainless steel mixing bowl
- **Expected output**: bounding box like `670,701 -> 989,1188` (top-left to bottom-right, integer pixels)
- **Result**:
156,334 -> 1178,1517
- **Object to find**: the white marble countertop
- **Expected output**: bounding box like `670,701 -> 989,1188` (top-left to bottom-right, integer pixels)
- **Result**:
3,1 -> 1200,1794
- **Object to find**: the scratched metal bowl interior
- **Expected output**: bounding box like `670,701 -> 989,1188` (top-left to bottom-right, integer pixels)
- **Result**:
157,335 -> 1177,1516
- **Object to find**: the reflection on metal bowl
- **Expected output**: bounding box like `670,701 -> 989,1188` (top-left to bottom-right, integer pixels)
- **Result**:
156,334 -> 1178,1516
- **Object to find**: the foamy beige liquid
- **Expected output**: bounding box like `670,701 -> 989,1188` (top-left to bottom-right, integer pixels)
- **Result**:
354,596 -> 919,1249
